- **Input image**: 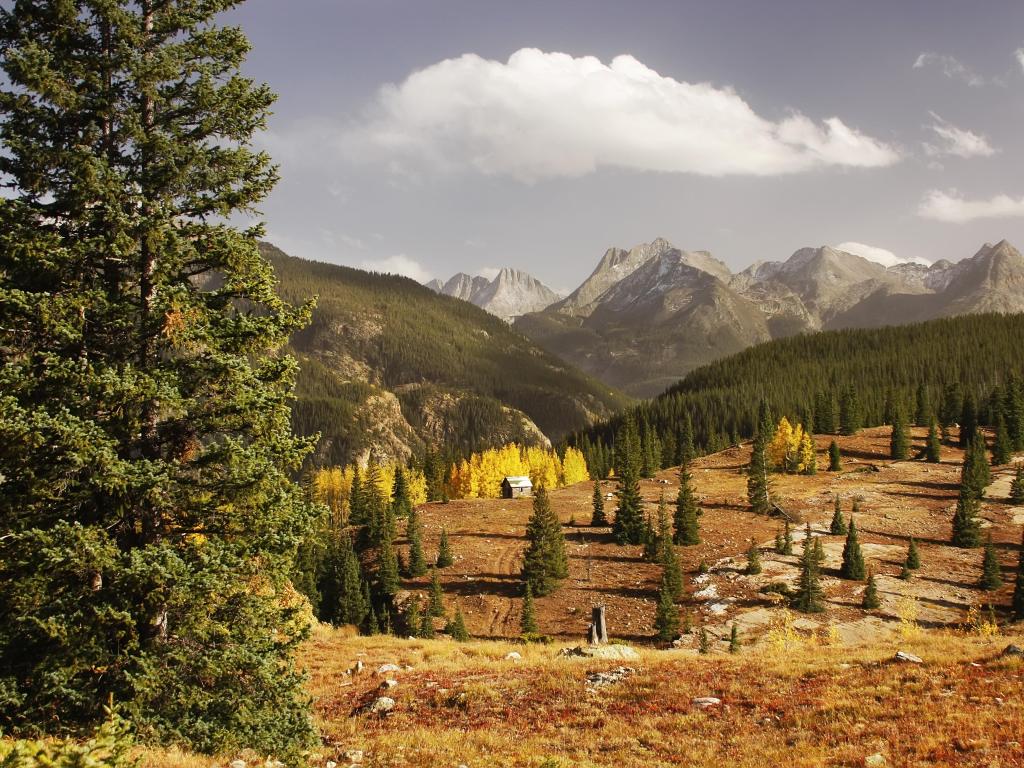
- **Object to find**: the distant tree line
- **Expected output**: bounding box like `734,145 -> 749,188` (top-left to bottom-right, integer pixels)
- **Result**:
568,314 -> 1024,476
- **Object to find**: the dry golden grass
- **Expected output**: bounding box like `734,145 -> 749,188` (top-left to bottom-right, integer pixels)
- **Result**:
132,622 -> 1024,768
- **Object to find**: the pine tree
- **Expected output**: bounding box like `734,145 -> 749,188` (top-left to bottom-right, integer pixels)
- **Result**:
862,570 -> 880,609
775,519 -> 794,555
890,406 -> 910,460
1013,529 -> 1024,622
445,607 -> 470,641
729,624 -> 741,654
419,608 -> 436,639
520,583 -> 539,634
521,487 -> 568,596
747,402 -> 773,515
1011,466 -> 1024,505
404,599 -> 422,639
961,430 -> 991,501
830,496 -> 847,536
840,518 -> 866,580
641,510 -> 659,562
915,384 -> 931,428
992,413 -> 1013,466
366,606 -> 380,636
745,540 -> 763,575
0,2 -> 318,752
392,465 -> 412,518
591,480 -> 608,526
1007,377 -> 1024,452
829,440 -> 842,471
376,525 -> 401,604
677,413 -> 696,465
979,537 -> 1003,591
926,420 -> 942,463
406,507 -> 428,577
840,387 -> 862,436
959,394 -> 978,449
656,495 -> 684,600
436,527 -> 454,568
337,533 -> 370,628
612,413 -> 646,545
673,460 -> 702,545
698,627 -> 712,654
349,470 -> 367,527
951,478 -> 983,549
427,568 -> 445,617
794,525 -> 825,613
654,573 -> 680,642
906,538 -> 921,570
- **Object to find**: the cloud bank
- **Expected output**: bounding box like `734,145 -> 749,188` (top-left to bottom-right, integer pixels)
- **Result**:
923,112 -> 996,158
917,190 -> 1024,223
348,48 -> 900,181
835,241 -> 930,267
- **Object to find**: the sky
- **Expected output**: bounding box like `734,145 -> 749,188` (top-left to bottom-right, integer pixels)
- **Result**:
226,0 -> 1024,291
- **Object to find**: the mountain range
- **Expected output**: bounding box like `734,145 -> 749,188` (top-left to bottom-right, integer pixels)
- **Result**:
427,268 -> 562,322
512,237 -> 1024,397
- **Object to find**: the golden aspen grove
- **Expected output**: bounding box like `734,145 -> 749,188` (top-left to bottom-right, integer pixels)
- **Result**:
766,417 -> 817,475
447,444 -> 590,499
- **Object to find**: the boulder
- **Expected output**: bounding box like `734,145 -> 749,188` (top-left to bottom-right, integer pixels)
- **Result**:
691,697 -> 721,708
229,761 -> 246,768
865,754 -> 887,767
343,749 -> 364,764
559,644 -> 639,660
504,651 -> 522,661
585,666 -> 635,688
1002,644 -> 1024,657
366,696 -> 395,715
380,679 -> 399,690
893,651 -> 923,664
376,663 -> 401,674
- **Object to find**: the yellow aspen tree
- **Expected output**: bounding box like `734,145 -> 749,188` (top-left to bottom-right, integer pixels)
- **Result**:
767,417 -> 795,470
798,431 -> 817,475
407,468 -> 428,506
561,447 -> 590,485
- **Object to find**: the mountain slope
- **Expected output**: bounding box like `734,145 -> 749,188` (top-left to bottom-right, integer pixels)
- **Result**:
431,267 -> 561,321
518,238 -> 1024,397
264,244 -> 630,466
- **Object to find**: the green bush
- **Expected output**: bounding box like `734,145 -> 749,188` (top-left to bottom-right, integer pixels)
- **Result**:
0,711 -> 137,768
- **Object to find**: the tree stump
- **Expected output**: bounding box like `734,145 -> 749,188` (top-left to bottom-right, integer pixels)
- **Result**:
588,604 -> 608,645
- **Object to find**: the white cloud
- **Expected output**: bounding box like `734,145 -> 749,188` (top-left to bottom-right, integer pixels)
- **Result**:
917,189 -> 1024,223
360,254 -> 434,283
1016,48 -> 1024,73
835,241 -> 930,267
345,48 -> 900,182
922,112 -> 996,158
912,53 -> 984,86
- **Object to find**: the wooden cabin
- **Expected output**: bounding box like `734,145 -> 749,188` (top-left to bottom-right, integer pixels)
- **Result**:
501,475 -> 533,499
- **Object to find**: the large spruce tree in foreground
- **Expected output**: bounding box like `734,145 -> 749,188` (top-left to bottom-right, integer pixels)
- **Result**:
0,1 -> 316,754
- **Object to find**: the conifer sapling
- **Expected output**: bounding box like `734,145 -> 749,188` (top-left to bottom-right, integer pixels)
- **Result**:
980,537 -> 1003,591
436,527 -> 454,568
862,570 -> 880,609
829,440 -> 842,472
830,496 -> 847,536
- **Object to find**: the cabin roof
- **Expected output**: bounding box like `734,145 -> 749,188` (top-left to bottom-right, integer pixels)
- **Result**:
503,475 -> 533,488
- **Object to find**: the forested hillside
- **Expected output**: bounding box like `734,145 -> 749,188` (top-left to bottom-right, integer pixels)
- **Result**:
264,244 -> 630,465
569,313 -> 1024,476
